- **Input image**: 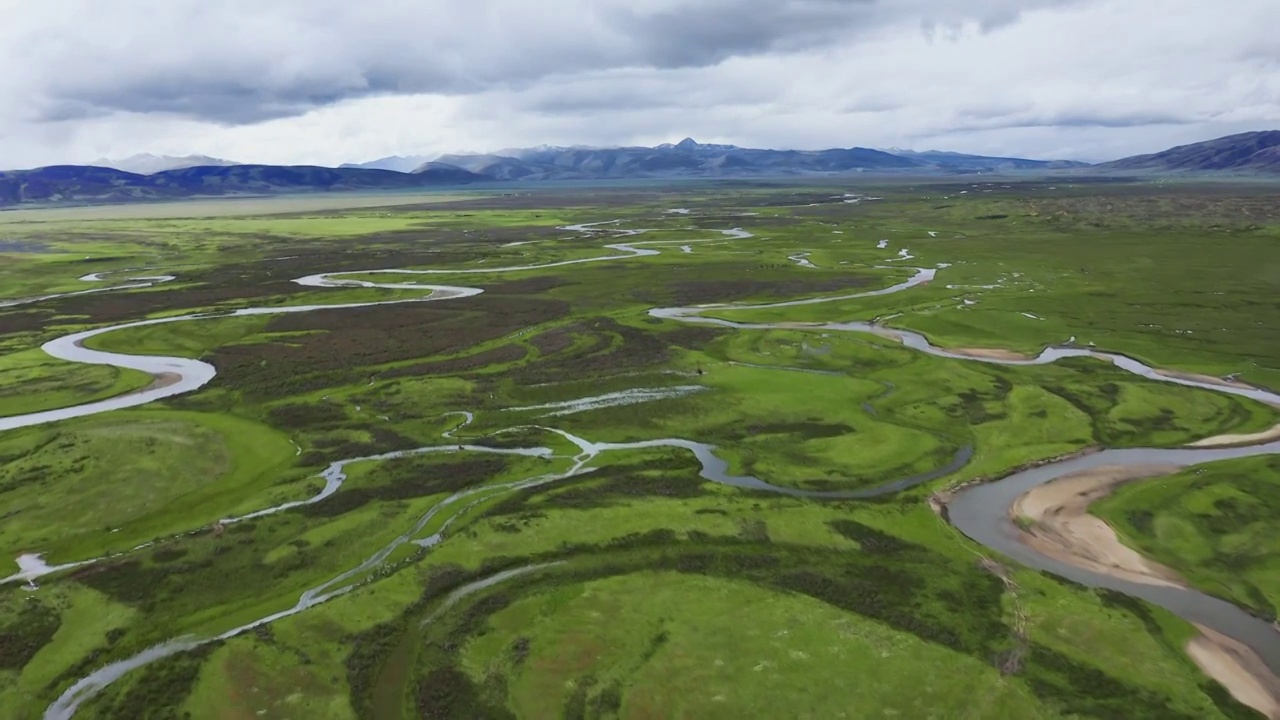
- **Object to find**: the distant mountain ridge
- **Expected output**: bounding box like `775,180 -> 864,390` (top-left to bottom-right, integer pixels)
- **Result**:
4,132 -> 1276,208
889,149 -> 1090,172
89,153 -> 239,174
0,164 -> 485,207
413,138 -> 1086,180
1097,131 -> 1280,173
421,138 -> 922,179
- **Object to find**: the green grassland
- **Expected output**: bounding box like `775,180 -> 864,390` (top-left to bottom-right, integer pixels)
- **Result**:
0,350 -> 152,418
0,180 -> 1277,719
0,410 -> 298,561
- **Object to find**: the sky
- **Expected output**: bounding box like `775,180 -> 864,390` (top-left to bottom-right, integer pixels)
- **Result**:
1,0 -> 1276,169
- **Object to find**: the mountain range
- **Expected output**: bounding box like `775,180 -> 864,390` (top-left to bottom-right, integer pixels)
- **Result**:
2,131 -> 1275,208
0,164 -> 484,207
419,137 -> 1091,180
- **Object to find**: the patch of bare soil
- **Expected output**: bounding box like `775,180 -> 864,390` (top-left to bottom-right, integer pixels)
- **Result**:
1187,625 -> 1280,719
1189,422 -> 1280,448
1009,464 -> 1184,586
950,347 -> 1033,361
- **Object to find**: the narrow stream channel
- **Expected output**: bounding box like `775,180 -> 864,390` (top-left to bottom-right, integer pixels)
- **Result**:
2,218 -> 1277,717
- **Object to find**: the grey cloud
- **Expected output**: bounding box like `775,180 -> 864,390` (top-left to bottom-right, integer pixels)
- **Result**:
58,68 -> 451,125
518,85 -> 693,115
3,0 -> 1275,169
1050,114 -> 1199,129
511,66 -> 780,116
9,0 -> 1091,125
603,0 -> 878,67
946,108 -> 1203,133
33,100 -> 117,124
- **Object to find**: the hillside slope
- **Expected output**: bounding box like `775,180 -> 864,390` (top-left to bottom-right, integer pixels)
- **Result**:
1098,131 -> 1280,173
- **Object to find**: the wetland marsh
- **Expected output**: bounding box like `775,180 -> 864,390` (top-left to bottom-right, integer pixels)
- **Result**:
1,181 -> 1279,719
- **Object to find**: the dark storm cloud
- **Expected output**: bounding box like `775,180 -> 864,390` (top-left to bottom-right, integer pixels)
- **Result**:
12,0 -> 1090,125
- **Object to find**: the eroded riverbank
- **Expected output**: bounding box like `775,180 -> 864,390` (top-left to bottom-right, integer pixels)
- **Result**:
946,438 -> 1280,717
1008,464 -> 1186,588
997,462 -> 1280,717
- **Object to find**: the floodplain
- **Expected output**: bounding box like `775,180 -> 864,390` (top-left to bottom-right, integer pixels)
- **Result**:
1,180 -> 1278,719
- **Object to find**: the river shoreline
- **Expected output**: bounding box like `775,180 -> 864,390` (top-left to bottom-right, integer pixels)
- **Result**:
984,461 -> 1280,717
948,346 -> 1034,361
1006,464 -> 1184,587
1191,421 -> 1280,448
929,446 -> 1103,520
1189,625 -> 1280,719
139,372 -> 181,394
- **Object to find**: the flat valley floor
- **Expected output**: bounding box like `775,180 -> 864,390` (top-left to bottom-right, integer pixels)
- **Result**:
1,180 -> 1279,719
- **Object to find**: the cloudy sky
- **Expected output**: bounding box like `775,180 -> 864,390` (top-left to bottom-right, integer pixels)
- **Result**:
2,0 -> 1276,168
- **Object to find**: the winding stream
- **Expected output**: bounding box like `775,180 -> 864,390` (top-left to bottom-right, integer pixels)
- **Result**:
3,218 -> 1279,717
0,269 -> 176,310
0,285 -> 482,433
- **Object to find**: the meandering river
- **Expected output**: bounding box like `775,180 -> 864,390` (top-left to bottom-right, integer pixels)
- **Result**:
2,219 -> 1278,718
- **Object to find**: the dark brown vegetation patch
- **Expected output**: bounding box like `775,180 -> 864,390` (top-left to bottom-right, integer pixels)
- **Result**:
480,276 -> 572,295
509,317 -> 720,385
57,279 -> 302,323
425,190 -> 687,211
298,426 -> 427,465
266,401 -> 350,429
19,244 -> 485,328
209,295 -> 568,397
0,308 -> 48,335
1018,186 -> 1280,227
485,453 -> 707,516
744,421 -> 855,439
660,275 -> 873,306
381,344 -> 528,379
528,326 -> 576,356
297,455 -> 509,517
0,602 -> 60,670
416,667 -> 515,719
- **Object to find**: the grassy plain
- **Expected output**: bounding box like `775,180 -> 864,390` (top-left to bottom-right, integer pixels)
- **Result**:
0,350 -> 152,418
0,180 -> 1277,719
